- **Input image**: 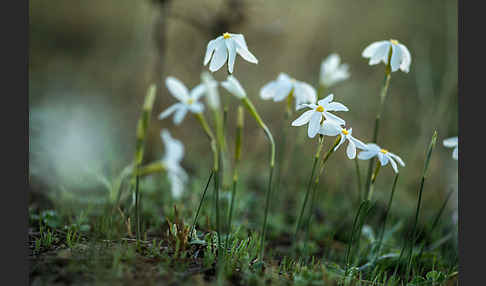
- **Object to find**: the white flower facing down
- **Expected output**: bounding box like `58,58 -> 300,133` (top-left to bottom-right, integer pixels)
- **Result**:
443,136 -> 458,160
160,129 -> 188,198
362,39 -> 411,73
201,71 -> 220,110
320,53 -> 350,87
358,143 -> 405,173
291,94 -> 348,138
260,73 -> 317,110
204,32 -> 258,73
159,77 -> 211,125
221,75 -> 247,99
319,120 -> 367,159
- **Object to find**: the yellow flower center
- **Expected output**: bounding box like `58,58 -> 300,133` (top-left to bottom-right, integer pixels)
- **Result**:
342,129 -> 349,135
223,32 -> 231,39
380,149 -> 388,154
187,98 -> 194,105
390,39 -> 399,45
316,105 -> 324,112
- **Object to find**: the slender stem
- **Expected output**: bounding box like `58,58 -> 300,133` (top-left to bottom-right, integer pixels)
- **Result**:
226,106 -> 244,251
354,158 -> 362,204
365,71 -> 392,199
240,97 -> 275,261
190,170 -> 214,238
302,137 -> 341,246
405,131 -> 438,280
367,161 -> 382,201
133,85 -> 157,241
293,136 -> 325,249
345,200 -> 367,273
373,173 -> 399,260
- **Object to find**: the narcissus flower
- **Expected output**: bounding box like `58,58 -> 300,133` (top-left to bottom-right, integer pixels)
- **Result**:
291,94 -> 348,138
159,77 -> 208,125
320,53 -> 350,87
358,143 -> 405,173
204,32 -> 258,73
260,73 -> 317,110
319,120 -> 367,159
362,39 -> 411,73
221,75 -> 247,99
160,129 -> 188,198
443,136 -> 458,160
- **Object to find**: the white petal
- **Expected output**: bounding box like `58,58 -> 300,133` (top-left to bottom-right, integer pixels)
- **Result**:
358,150 -> 377,160
159,103 -> 182,120
221,75 -> 246,98
293,82 -> 317,105
390,43 -> 402,72
166,77 -> 189,102
334,134 -> 346,151
452,146 -> 458,160
349,136 -> 367,150
318,94 -> 334,106
318,120 -> 341,136
362,41 -> 387,58
369,42 -> 390,65
388,152 -> 405,167
291,110 -> 314,126
308,112 -> 322,138
236,44 -> 258,64
173,106 -> 188,125
323,111 -> 345,125
378,152 -> 389,166
346,140 -> 357,159
322,53 -> 340,73
260,81 -> 279,100
273,81 -> 294,102
388,156 -> 399,173
209,40 -> 228,72
161,129 -> 185,163
225,39 -> 237,74
365,143 -> 381,152
230,34 -> 249,50
188,102 -> 204,114
277,73 -> 292,82
204,37 -> 220,66
443,137 -> 458,148
190,83 -> 207,101
399,44 -> 411,73
325,102 -> 349,112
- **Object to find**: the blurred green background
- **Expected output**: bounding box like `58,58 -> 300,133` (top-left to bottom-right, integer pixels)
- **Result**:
29,0 -> 458,227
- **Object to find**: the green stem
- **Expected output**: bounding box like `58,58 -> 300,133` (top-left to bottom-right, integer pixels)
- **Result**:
367,161 -> 382,201
226,106 -> 244,251
190,170 -> 214,238
405,131 -> 438,280
373,173 -> 399,260
240,97 -> 275,261
293,136 -> 325,250
365,71 -> 392,199
133,84 -> 157,241
354,158 -> 362,204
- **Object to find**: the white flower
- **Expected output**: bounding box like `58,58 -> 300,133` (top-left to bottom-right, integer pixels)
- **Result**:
318,120 -> 367,159
204,32 -> 258,73
260,73 -> 317,110
320,53 -> 350,87
443,136 -> 458,160
201,71 -> 220,110
357,143 -> 405,173
221,75 -> 247,99
159,77 -> 207,125
291,94 -> 348,138
160,129 -> 188,198
362,39 -> 411,73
